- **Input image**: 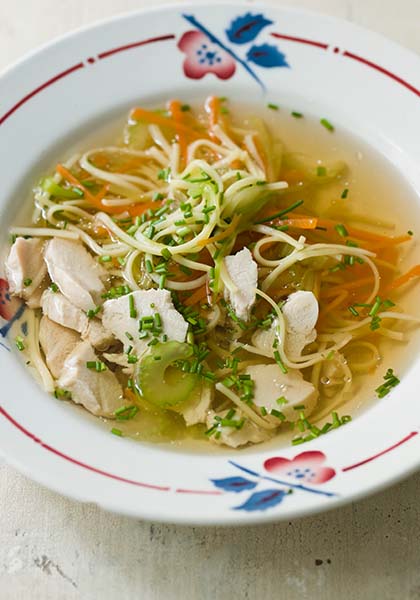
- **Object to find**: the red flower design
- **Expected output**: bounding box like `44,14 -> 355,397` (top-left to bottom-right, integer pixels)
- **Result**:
0,278 -> 21,321
264,451 -> 336,484
177,31 -> 236,80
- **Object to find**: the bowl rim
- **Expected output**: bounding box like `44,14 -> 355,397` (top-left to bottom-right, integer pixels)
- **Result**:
1,1 -> 420,525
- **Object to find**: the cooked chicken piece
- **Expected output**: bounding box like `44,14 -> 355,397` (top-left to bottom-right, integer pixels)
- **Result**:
223,247 -> 258,321
176,381 -> 212,427
41,289 -> 113,351
102,352 -> 134,375
39,316 -> 81,378
5,238 -> 47,302
206,409 -> 272,448
44,238 -> 106,311
282,291 -> 318,359
84,319 -> 115,351
26,276 -> 50,309
245,364 -> 318,421
102,289 -> 188,355
252,291 -> 319,360
41,289 -> 88,333
57,341 -> 123,416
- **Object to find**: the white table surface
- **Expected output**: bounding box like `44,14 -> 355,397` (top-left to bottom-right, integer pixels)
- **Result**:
1,1 -> 420,598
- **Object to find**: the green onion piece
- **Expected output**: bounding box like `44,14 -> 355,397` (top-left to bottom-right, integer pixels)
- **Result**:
111,428 -> 123,437
276,396 -> 288,405
49,282 -> 59,293
129,294 -> 137,319
255,199 -> 304,224
334,224 -> 348,237
86,306 -> 101,319
273,350 -> 288,374
99,255 -> 112,262
267,103 -> 279,110
23,278 -> 32,287
408,230 -> 413,236
320,118 -> 334,132
161,248 -> 172,260
291,111 -> 303,118
181,104 -> 190,112
317,166 -> 327,177
368,296 -> 382,317
15,336 -> 25,351
260,406 -> 268,416
270,409 -> 286,421
341,188 -> 349,199
348,306 -> 359,317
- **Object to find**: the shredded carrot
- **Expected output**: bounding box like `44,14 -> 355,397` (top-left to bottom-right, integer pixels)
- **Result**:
318,290 -> 349,319
389,265 -> 420,290
205,96 -> 220,141
230,159 -> 243,170
321,276 -> 373,298
196,215 -> 241,247
124,388 -> 138,403
56,164 -> 161,217
279,217 -> 318,230
184,285 -> 208,307
316,217 -> 412,246
168,99 -> 188,169
130,107 -> 204,140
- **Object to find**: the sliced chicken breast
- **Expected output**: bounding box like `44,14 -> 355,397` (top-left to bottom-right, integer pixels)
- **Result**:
57,341 -> 123,416
44,238 -> 106,311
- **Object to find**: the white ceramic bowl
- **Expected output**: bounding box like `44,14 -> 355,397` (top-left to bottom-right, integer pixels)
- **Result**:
1,3 -> 420,525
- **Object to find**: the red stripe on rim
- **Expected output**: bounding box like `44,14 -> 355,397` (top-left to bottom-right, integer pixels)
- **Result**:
342,431 -> 418,472
270,32 -> 328,50
0,405 -> 170,491
0,63 -> 84,127
343,50 -> 420,97
97,34 -> 176,59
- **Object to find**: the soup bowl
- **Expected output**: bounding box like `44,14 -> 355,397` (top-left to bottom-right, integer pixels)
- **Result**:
1,2 -> 420,525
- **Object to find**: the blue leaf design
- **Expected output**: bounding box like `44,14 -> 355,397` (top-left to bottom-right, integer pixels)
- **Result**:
246,44 -> 289,68
211,477 -> 257,493
234,489 -> 287,512
226,13 -> 273,45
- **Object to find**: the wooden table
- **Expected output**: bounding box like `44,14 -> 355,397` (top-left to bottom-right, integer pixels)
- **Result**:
1,1 -> 420,598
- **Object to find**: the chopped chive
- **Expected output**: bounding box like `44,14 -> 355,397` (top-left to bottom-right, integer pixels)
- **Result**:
255,199 -> 304,224
320,118 -> 334,132
260,406 -> 268,416
86,306 -> 101,319
23,278 -> 32,287
125,331 -> 134,341
274,350 -> 288,374
161,248 -> 172,260
292,437 -> 305,445
111,428 -> 123,437
99,255 -> 112,262
408,230 -> 413,236
334,224 -> 348,237
368,296 -> 382,317
180,104 -> 190,112
145,259 -> 153,273
317,166 -> 327,177
267,103 -> 279,110
15,336 -> 25,351
86,361 -> 107,372
276,396 -> 288,405
291,111 -> 303,118
220,106 -> 229,115
49,282 -> 59,293
348,306 -> 359,317
129,294 -> 137,319
341,188 -> 349,199
270,409 -> 286,421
